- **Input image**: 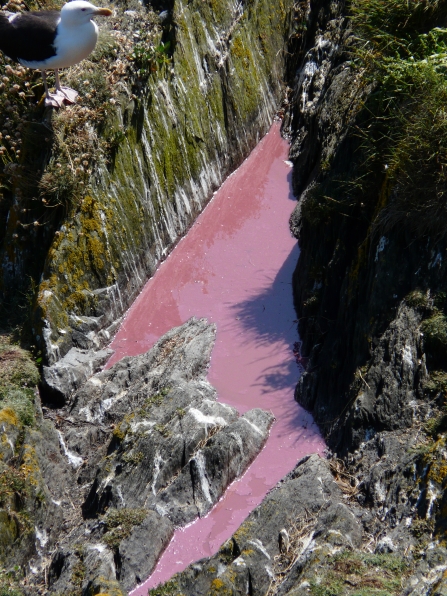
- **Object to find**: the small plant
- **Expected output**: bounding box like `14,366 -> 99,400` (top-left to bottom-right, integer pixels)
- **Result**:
131,41 -> 172,78
406,289 -> 430,309
154,423 -> 171,438
102,507 -> 147,550
122,450 -> 144,465
148,579 -> 180,596
422,312 -> 447,366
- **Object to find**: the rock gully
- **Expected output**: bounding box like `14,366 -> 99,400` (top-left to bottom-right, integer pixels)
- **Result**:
105,122 -> 325,593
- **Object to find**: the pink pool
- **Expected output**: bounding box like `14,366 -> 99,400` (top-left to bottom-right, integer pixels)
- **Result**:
106,121 -> 325,594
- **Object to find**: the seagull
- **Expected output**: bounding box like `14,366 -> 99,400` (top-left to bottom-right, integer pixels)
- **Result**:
0,1 -> 112,107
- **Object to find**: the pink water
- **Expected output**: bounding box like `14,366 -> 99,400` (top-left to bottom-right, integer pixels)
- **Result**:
106,122 -> 325,594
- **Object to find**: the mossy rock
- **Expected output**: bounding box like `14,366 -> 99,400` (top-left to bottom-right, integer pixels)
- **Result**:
32,0 -> 294,363
0,343 -> 39,391
422,312 -> 447,368
0,510 -> 19,558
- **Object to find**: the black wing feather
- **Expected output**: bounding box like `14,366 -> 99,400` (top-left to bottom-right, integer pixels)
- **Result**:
0,11 -> 60,63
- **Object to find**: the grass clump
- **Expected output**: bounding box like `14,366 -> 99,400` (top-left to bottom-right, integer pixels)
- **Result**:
0,338 -> 38,427
421,312 -> 447,367
0,389 -> 34,427
102,507 -> 147,550
0,342 -> 40,390
309,551 -> 410,595
148,580 -> 180,595
337,0 -> 447,240
350,0 -> 447,58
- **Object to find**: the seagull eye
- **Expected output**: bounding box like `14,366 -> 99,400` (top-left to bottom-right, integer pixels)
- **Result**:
81,8 -> 86,10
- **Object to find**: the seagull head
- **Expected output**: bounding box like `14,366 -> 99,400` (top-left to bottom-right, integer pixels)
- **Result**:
60,1 -> 112,26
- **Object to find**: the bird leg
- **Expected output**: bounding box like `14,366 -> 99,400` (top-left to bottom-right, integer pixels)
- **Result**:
54,68 -> 79,105
42,69 -> 66,108
41,69 -> 78,107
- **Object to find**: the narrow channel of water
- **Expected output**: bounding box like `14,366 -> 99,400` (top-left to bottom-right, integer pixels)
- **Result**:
106,122 -> 325,594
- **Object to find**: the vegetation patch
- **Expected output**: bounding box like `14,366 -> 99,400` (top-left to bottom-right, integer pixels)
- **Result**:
0,389 -> 35,428
309,551 -> 411,595
0,567 -> 24,596
138,387 -> 171,417
101,507 -> 147,550
421,312 -> 447,367
344,0 -> 447,240
0,341 -> 39,390
148,579 -> 181,596
122,450 -> 144,465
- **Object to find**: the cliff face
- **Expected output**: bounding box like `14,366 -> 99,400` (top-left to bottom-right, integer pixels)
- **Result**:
4,0 -> 447,594
146,1 -> 447,594
0,0 -> 293,369
286,0 -> 447,590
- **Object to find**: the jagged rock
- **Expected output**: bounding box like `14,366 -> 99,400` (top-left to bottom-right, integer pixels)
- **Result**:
155,454 -> 363,595
153,408 -> 274,525
43,318 -> 273,594
41,347 -> 114,405
118,511 -> 173,592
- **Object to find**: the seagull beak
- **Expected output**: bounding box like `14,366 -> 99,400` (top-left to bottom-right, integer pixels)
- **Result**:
93,7 -> 112,15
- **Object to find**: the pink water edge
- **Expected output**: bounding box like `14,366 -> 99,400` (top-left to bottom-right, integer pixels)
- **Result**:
106,121 -> 325,594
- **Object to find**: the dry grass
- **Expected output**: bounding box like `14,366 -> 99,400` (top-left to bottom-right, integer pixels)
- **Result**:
266,510 -> 319,596
329,458 -> 360,498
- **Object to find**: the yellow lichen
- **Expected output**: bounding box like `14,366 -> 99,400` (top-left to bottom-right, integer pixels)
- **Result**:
0,408 -> 20,427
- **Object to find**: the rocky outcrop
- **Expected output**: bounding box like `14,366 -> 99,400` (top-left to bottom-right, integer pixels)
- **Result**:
42,346 -> 114,406
0,318 -> 273,594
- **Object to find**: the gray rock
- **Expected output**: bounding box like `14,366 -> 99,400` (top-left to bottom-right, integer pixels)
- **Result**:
42,347 -> 114,405
154,408 -> 274,525
118,511 -> 173,591
43,318 -> 274,594
163,454 -> 351,596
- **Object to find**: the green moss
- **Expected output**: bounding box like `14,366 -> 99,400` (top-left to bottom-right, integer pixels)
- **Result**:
139,389 -> 171,417
0,389 -> 35,427
422,312 -> 447,366
0,343 -> 40,391
154,423 -> 171,438
148,579 -> 181,596
102,507 -> 147,550
122,450 -> 144,465
309,551 -> 411,595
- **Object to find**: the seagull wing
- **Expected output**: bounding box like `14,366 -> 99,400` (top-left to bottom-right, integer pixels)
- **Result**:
0,11 -> 60,63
